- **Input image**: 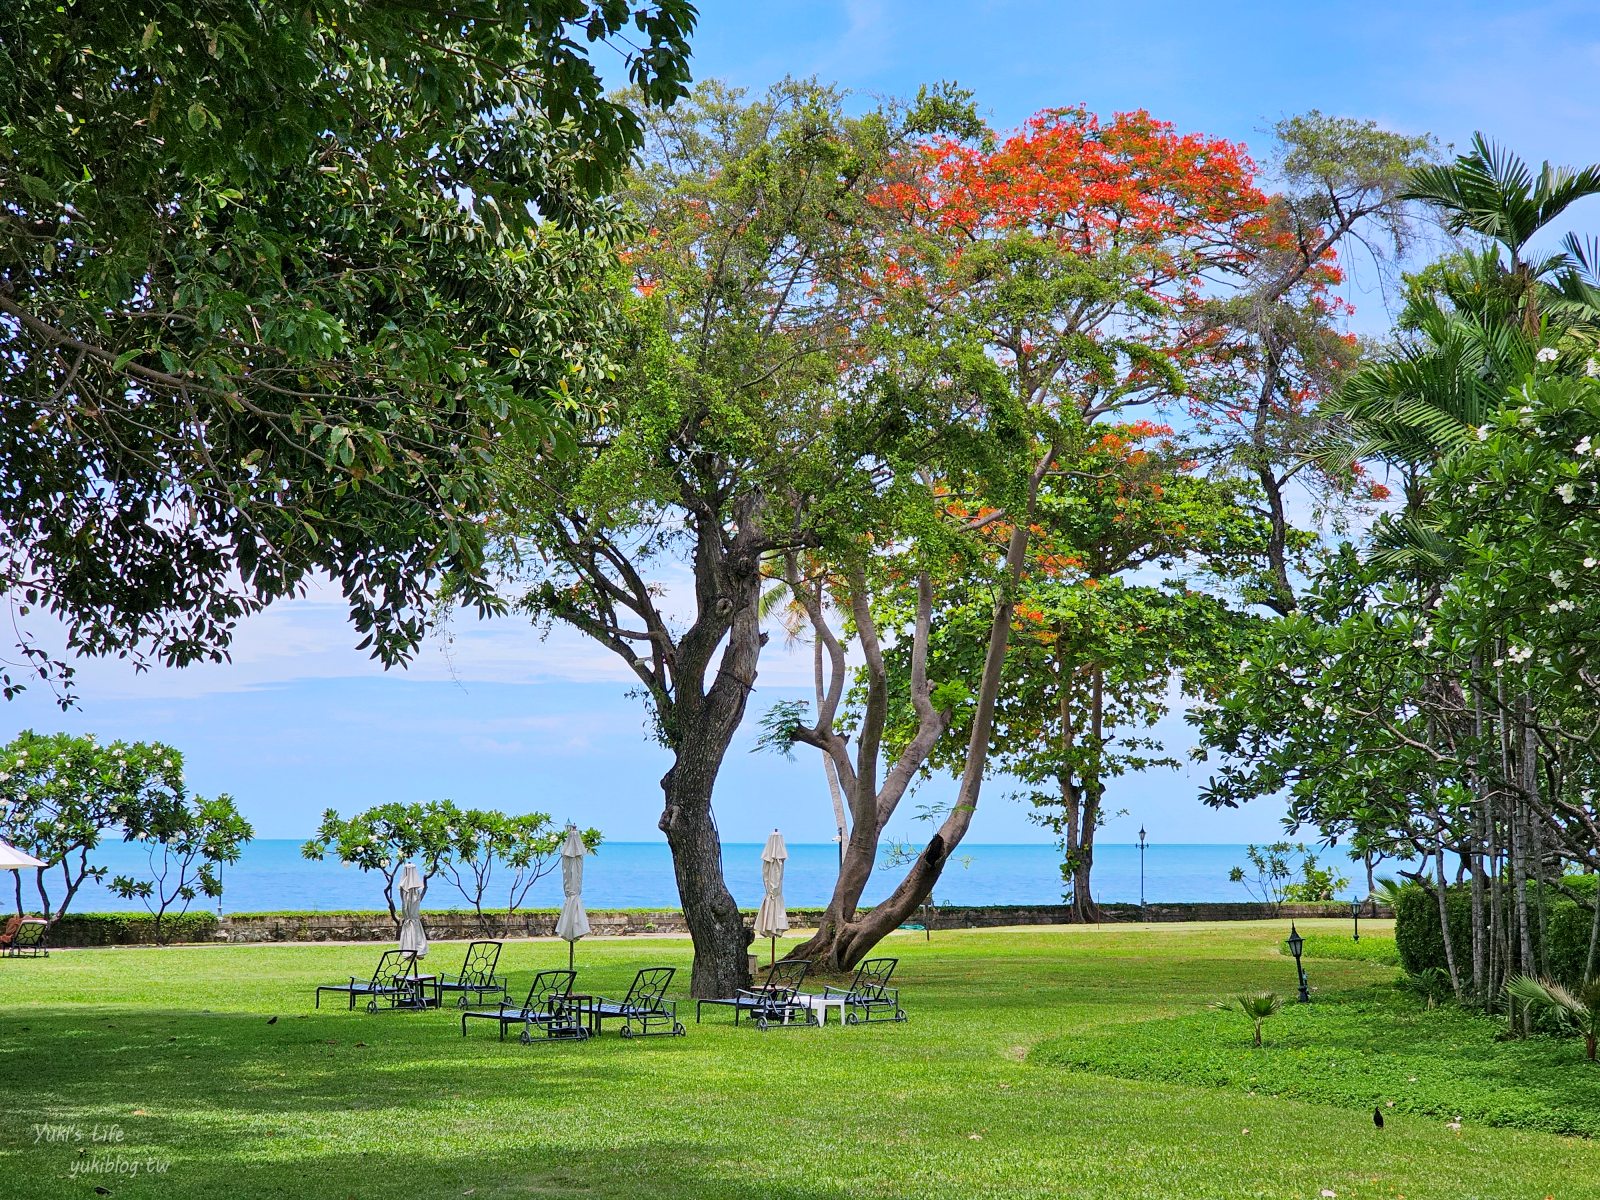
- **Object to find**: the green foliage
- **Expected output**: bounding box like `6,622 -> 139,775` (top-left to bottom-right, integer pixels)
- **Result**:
437,811 -> 601,923
302,801 -> 599,925
1506,974 -> 1600,1060
1229,842 -> 1349,908
48,910 -> 219,947
1212,991 -> 1283,1046
1392,883 -> 1473,979
0,1 -> 696,697
1037,984 -> 1600,1137
107,793 -> 253,940
0,730 -> 188,920
1393,878 -> 1598,989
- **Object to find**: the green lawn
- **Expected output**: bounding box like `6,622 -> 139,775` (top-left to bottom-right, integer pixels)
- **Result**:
2,920 -> 1596,1199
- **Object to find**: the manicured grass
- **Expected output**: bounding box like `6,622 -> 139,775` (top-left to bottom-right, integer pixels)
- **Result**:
1036,982 -> 1600,1137
1286,933 -> 1403,967
0,920 -> 1595,1199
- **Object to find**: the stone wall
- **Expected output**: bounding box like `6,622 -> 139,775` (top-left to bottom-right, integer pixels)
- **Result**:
201,900 -> 1381,945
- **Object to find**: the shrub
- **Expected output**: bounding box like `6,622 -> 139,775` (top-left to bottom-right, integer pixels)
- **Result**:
48,911 -> 220,946
1394,876 -> 1598,988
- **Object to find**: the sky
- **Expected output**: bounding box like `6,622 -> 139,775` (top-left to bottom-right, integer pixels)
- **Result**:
6,1 -> 1600,847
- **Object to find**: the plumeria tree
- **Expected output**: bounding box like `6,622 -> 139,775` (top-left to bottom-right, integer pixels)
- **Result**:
0,731 -> 187,920
302,800 -> 467,925
109,794 -> 253,940
438,811 -> 601,929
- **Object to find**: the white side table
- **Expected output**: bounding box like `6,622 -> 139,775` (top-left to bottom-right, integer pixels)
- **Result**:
790,992 -> 849,1026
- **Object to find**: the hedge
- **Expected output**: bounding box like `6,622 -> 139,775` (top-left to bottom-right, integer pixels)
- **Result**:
45,911 -> 220,947
1394,876 -> 1598,987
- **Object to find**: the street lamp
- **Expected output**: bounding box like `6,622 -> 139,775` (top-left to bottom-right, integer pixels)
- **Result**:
1350,895 -> 1362,942
1287,922 -> 1309,1002
1138,825 -> 1147,915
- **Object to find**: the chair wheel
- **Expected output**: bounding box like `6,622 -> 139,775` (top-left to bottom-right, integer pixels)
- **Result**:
896,1010 -> 907,1021
520,1028 -> 533,1045
755,1017 -> 768,1031
621,1026 -> 634,1039
845,1011 -> 859,1026
674,1023 -> 686,1037
366,1000 -> 378,1014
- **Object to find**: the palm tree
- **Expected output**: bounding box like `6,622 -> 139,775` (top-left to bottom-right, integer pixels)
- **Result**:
1214,991 -> 1283,1048
1506,975 -> 1600,1062
1404,134 -> 1600,337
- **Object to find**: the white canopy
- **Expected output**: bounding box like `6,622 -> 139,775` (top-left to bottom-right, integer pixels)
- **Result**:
554,827 -> 590,944
397,862 -> 427,958
0,839 -> 46,870
754,829 -> 789,940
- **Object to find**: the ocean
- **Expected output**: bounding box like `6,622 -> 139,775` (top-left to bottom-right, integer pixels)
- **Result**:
44,840 -> 1279,915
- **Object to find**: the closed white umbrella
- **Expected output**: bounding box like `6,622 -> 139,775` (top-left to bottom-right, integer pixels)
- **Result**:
397,862 -> 427,959
754,829 -> 788,967
0,839 -> 46,870
554,826 -> 589,971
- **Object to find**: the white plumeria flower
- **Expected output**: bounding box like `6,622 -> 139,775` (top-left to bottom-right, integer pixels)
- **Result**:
1587,357 -> 1600,377
1558,483 -> 1577,503
1550,569 -> 1567,587
1475,424 -> 1492,441
1537,347 -> 1559,363
1578,436 -> 1594,456
1585,557 -> 1597,568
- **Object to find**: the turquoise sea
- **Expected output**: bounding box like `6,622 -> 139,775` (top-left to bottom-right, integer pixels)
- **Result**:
54,840 -> 1279,914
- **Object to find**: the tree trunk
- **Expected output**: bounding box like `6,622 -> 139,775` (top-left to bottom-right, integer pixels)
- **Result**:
800,447 -> 1055,968
1068,668 -> 1107,923
659,754 -> 750,998
1433,830 -> 1462,1000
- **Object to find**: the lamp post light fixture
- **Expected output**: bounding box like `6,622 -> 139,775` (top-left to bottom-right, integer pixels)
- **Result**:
1138,825 -> 1147,915
1351,895 -> 1362,942
1287,922 -> 1309,1002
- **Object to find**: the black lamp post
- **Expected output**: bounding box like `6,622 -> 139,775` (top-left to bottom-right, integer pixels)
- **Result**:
1350,895 -> 1362,942
1138,825 -> 1147,914
1287,922 -> 1309,1002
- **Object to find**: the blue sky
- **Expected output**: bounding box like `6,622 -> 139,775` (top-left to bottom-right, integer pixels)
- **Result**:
7,2 -> 1600,846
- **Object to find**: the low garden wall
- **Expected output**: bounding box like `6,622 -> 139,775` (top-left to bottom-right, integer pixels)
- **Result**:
37,900 -> 1380,947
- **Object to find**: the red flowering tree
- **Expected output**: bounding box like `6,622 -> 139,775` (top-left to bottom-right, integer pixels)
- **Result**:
775,107 -> 1277,968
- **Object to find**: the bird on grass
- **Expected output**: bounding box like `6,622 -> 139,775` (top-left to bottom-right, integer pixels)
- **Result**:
267,1016 -> 278,1025
1373,1107 -> 1384,1129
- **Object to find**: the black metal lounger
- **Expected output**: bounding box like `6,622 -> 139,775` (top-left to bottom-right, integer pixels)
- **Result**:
432,940 -> 507,1008
823,957 -> 906,1024
461,968 -> 586,1042
314,949 -> 424,1012
696,958 -> 817,1029
591,966 -> 685,1038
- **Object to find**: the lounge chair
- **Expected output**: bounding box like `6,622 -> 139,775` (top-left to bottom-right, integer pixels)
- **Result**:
1,917 -> 47,957
591,966 -> 684,1038
432,940 -> 507,1008
695,958 -> 817,1029
314,949 -> 423,1012
461,969 -> 586,1042
823,957 -> 906,1024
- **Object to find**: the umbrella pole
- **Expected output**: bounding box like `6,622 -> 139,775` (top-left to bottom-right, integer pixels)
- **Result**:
568,940 -> 575,972
769,935 -> 776,968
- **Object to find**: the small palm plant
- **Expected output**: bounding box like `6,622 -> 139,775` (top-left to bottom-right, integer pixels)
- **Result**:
1214,991 -> 1283,1048
1506,975 -> 1600,1062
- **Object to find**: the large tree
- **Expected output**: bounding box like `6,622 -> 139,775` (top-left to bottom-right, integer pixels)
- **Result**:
0,1 -> 695,700
485,81 -> 983,996
770,107 -> 1267,968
